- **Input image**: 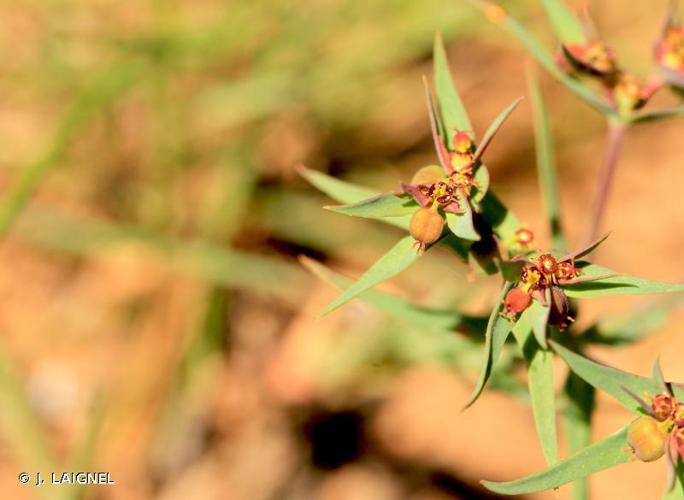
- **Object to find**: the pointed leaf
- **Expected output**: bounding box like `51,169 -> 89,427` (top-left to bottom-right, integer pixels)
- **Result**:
299,167 -> 377,204
550,340 -> 659,413
463,282 -> 515,409
423,78 -> 452,172
299,167 -> 411,230
471,98 -> 523,164
326,193 -> 417,219
528,346 -> 558,465
512,308 -> 558,465
564,262 -> 684,298
527,66 -> 565,249
301,256 -> 481,333
470,1 -> 615,116
445,205 -> 479,241
632,105 -> 684,124
653,358 -> 668,394
322,236 -> 423,315
434,32 -> 472,146
563,372 -> 595,500
482,425 -> 632,495
540,0 -> 588,45
561,233 -> 610,262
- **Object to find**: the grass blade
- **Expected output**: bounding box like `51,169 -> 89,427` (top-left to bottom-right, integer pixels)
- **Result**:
527,66 -> 566,249
0,63 -> 142,239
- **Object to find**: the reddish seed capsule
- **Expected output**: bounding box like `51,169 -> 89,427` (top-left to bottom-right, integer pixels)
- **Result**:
504,287 -> 532,316
409,207 -> 444,254
627,416 -> 668,462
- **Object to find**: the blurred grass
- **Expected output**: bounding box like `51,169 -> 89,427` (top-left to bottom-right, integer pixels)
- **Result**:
0,1 -> 680,499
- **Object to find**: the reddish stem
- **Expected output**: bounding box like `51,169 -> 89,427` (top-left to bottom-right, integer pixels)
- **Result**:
587,121 -> 627,244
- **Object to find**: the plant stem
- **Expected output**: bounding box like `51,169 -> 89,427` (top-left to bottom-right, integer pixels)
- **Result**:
587,120 -> 627,244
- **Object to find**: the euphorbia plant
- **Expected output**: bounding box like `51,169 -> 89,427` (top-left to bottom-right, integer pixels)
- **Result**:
300,8 -> 684,499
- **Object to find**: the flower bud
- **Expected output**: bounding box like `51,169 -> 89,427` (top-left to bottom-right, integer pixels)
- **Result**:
409,207 -> 444,254
627,416 -> 668,462
453,131 -> 473,154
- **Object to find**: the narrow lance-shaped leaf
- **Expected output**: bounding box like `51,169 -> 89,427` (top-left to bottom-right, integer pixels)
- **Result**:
325,193 -> 417,219
468,0 -> 615,116
433,32 -> 472,146
300,256 -> 480,334
321,236 -> 424,315
423,78 -> 452,172
512,309 -> 558,465
470,98 -> 523,166
482,425 -> 632,495
540,0 -> 588,45
527,66 -> 566,249
550,340 -> 660,412
462,282 -> 515,409
563,372 -> 595,500
299,167 -> 411,230
564,262 -> 684,298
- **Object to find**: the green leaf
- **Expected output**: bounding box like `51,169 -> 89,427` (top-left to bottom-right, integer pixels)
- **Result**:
470,1 -> 615,116
471,98 -> 522,163
471,164 -> 490,204
445,205 -> 480,241
663,460 -> 684,500
632,105 -> 684,124
463,282 -> 515,409
299,167 -> 378,204
482,425 -> 632,495
434,32 -> 472,146
512,308 -> 558,466
550,341 -> 659,413
300,167 -> 411,230
480,191 -> 521,241
563,371 -> 595,500
530,296 -> 551,349
540,0 -> 587,45
326,193 -> 417,219
527,66 -> 565,249
322,236 -> 423,315
528,346 -> 558,465
300,256 -> 485,334
564,262 -> 684,298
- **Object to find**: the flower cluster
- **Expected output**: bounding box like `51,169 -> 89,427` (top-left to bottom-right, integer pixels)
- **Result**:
502,236 -> 610,328
626,388 -> 684,465
559,41 -> 657,115
656,26 -> 684,72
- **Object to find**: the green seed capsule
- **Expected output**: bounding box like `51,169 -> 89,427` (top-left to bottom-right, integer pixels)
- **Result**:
627,416 -> 668,462
409,207 -> 444,254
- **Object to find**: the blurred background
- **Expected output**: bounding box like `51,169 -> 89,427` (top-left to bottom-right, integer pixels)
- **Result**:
0,0 -> 683,498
